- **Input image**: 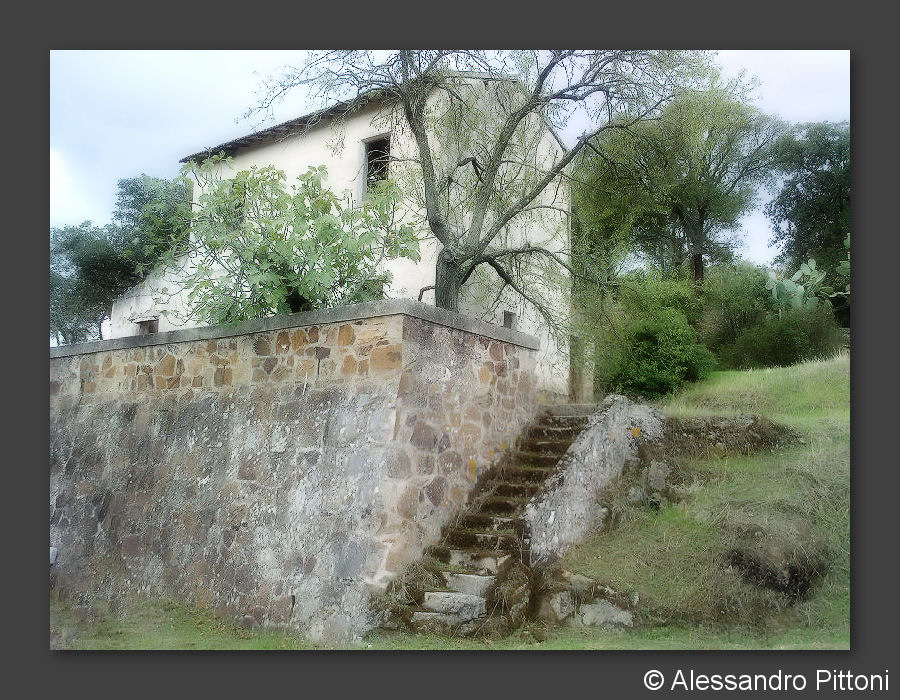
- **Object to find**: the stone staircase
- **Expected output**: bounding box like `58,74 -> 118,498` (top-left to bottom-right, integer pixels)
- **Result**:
380,403 -> 596,636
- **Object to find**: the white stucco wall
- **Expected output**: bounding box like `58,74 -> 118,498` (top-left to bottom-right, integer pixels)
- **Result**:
110,87 -> 572,395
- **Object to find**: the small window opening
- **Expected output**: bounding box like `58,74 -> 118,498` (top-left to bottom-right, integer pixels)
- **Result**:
365,136 -> 391,192
503,311 -> 518,329
136,318 -> 159,335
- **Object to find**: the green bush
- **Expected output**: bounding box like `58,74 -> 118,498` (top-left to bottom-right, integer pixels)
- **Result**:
721,306 -> 843,369
700,262 -> 771,353
611,308 -> 717,398
619,271 -> 702,325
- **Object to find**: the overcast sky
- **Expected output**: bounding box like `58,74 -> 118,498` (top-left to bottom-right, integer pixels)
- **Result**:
50,50 -> 849,265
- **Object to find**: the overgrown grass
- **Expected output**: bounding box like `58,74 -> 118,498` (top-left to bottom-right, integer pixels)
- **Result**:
50,353 -> 849,649
553,351 -> 849,647
50,597 -> 318,650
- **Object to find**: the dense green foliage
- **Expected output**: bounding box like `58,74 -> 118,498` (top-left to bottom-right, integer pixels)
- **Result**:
719,306 -> 844,369
49,175 -> 191,344
698,262 -> 771,352
113,175 -> 193,276
766,122 -> 850,279
587,272 -> 714,397
167,158 -> 420,325
588,260 -> 845,396
611,307 -> 716,397
50,223 -> 140,343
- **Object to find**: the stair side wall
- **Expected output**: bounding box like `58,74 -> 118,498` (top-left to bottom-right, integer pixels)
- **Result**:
523,396 -> 665,565
372,316 -> 538,578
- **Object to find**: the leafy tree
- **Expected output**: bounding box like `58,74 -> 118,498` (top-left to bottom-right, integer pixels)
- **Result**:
766,122 -> 850,279
50,222 -> 136,342
250,50 -> 712,319
49,174 -> 192,344
113,174 -> 192,276
162,158 -> 420,324
575,80 -> 786,282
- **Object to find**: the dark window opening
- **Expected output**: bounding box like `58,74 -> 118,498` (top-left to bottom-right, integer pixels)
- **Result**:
136,318 -> 159,335
365,136 -> 391,192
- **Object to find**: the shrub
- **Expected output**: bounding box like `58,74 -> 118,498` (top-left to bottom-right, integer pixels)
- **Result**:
700,262 -> 771,353
619,271 -> 702,326
612,308 -> 717,398
722,306 -> 844,369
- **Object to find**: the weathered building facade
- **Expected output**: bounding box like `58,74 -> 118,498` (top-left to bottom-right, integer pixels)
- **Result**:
109,78 -> 573,396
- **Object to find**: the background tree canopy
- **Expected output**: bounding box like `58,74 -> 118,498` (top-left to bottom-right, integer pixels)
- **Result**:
574,79 -> 787,282
766,121 -> 850,279
49,175 -> 191,344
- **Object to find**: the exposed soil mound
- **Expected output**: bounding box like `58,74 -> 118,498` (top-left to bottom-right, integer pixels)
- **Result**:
664,414 -> 800,458
725,517 -> 830,599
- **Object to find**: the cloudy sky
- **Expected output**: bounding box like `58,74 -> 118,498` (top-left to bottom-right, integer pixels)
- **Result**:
50,50 -> 850,264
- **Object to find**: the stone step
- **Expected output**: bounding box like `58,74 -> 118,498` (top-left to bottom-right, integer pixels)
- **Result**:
426,545 -> 511,575
517,437 -> 572,454
457,513 -> 516,531
422,591 -> 487,620
497,464 -> 555,483
441,572 -> 495,597
511,450 -> 560,468
492,481 -> 540,499
540,403 -> 598,417
478,496 -> 526,516
525,424 -> 582,440
409,611 -> 463,634
444,528 -> 519,552
538,415 -> 590,429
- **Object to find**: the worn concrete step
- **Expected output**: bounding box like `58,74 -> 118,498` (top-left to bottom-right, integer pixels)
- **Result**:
426,545 -> 511,574
440,572 -> 495,597
445,528 -> 519,552
492,481 -> 541,499
517,437 -> 572,454
457,513 -> 516,531
510,450 -> 560,468
422,591 -> 487,620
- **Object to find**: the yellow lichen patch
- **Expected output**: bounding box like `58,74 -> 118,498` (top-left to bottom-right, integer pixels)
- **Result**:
631,427 -> 642,438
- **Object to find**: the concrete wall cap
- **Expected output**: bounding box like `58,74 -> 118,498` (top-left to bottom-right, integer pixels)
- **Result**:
50,299 -> 541,358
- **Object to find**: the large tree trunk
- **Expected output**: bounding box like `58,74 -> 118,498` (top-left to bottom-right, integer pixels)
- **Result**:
434,251 -> 465,312
692,252 -> 704,283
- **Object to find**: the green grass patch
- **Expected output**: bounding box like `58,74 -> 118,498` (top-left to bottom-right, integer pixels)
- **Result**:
50,597 -> 319,650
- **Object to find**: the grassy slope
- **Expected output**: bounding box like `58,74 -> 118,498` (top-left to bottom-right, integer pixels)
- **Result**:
553,352 -> 850,648
50,353 -> 849,650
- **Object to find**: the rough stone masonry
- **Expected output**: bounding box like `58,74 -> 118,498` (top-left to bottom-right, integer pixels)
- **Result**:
49,300 -> 538,643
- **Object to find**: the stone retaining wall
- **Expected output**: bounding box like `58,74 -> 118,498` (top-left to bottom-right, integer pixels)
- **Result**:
49,300 -> 537,643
